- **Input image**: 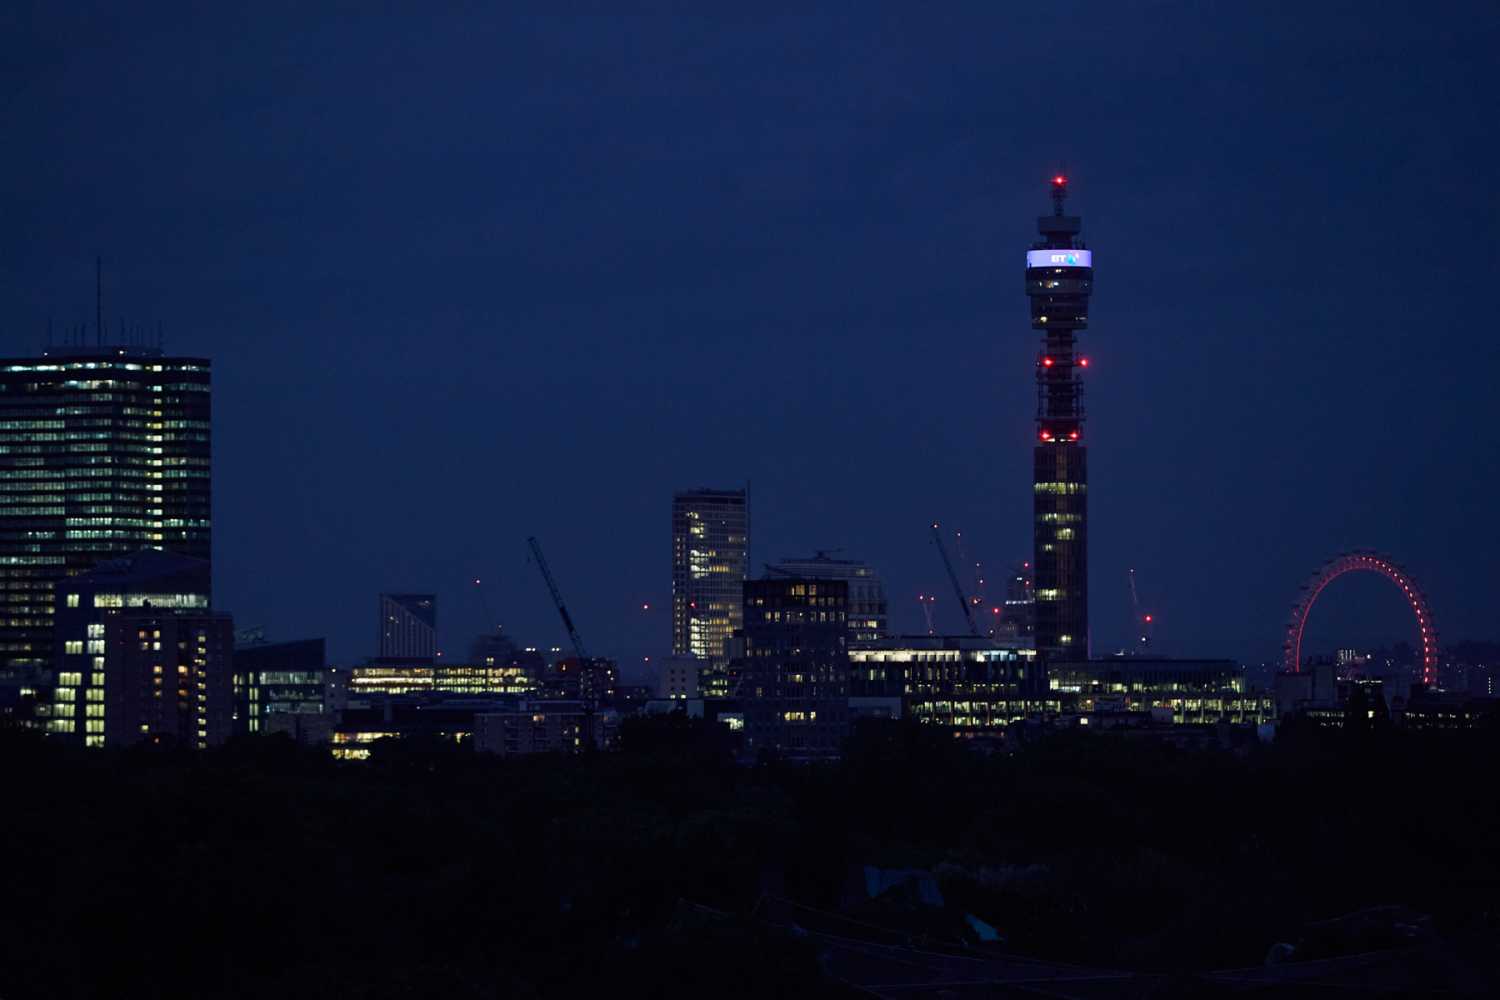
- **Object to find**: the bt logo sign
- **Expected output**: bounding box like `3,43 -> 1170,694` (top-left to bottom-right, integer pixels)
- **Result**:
1026,249 -> 1092,269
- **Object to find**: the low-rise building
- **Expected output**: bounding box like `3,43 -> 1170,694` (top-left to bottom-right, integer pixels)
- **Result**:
850,636 -> 1042,736
656,656 -> 700,701
234,637 -> 326,735
474,700 -> 616,755
1052,657 -> 1273,725
327,694 -> 616,759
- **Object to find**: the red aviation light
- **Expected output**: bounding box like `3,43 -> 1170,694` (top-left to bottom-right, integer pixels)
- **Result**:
1042,356 -> 1055,367
1053,175 -> 1066,185
1039,429 -> 1053,441
1144,614 -> 1153,623
1067,430 -> 1080,441
1079,357 -> 1089,367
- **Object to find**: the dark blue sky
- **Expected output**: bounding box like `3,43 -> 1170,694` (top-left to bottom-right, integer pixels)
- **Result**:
3,2 -> 1496,674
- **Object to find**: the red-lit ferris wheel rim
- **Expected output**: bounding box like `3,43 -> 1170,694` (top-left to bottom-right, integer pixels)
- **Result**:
1283,551 -> 1439,685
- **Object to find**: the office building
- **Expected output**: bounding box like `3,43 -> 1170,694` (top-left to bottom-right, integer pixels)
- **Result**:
1051,657 -> 1273,725
50,549 -> 211,745
332,660 -> 540,702
670,488 -> 748,661
0,347 -> 211,671
544,656 -> 618,704
105,608 -> 234,748
656,655 -> 700,701
737,577 -> 849,758
378,593 -> 435,662
233,637 -> 326,736
474,701 -> 616,756
849,636 -> 1042,735
328,694 -> 616,760
1025,176 -> 1093,660
766,552 -> 887,644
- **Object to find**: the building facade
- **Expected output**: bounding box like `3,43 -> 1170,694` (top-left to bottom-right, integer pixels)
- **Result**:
656,655 -> 700,701
473,701 -> 616,756
1051,658 -> 1273,725
50,549 -> 211,745
849,636 -> 1043,735
0,348 -> 211,671
1025,177 -> 1092,661
737,577 -> 849,758
233,637 -> 326,736
377,593 -> 436,662
766,552 -> 887,644
670,488 -> 748,661
104,609 -> 234,748
332,660 -> 540,703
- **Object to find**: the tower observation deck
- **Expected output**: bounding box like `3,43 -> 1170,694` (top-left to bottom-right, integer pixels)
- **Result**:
1026,175 -> 1093,660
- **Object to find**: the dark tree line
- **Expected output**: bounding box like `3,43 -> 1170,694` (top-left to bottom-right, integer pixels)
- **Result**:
1,716 -> 1497,997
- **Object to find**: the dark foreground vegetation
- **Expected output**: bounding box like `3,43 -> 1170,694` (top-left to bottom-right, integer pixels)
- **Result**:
2,717 -> 1499,998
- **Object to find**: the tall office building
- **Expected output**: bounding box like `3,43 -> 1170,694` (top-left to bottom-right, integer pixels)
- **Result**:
670,488 -> 748,660
378,593 -> 436,662
738,576 -> 849,757
766,552 -> 887,644
0,347 -> 211,671
1025,175 -> 1094,660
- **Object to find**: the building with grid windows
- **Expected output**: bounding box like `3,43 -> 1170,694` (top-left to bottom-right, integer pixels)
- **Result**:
233,637 -> 326,736
849,636 -> 1043,736
50,549 -> 210,745
765,552 -> 887,644
105,608 -> 233,749
737,576 -> 849,758
0,348 -> 210,672
670,488 -> 748,662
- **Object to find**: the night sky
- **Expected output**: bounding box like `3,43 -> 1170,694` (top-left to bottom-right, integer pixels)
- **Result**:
3,2 -> 1496,676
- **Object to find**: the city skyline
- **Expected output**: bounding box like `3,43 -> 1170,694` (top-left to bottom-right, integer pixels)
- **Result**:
2,4 -> 1494,671
2,7 -> 1498,994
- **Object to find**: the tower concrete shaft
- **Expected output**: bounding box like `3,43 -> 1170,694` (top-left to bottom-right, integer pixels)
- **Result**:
1024,176 -> 1093,661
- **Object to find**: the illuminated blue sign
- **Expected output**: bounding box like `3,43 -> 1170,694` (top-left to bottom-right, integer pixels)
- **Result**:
1026,249 -> 1092,268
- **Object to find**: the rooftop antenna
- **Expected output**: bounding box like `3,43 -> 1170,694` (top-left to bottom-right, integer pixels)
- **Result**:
95,257 -> 103,347
1050,167 -> 1069,217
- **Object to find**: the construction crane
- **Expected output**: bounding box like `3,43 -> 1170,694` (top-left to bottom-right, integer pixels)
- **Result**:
953,529 -> 988,618
1128,568 -> 1154,652
931,523 -> 979,637
527,536 -> 588,659
917,593 -> 936,635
